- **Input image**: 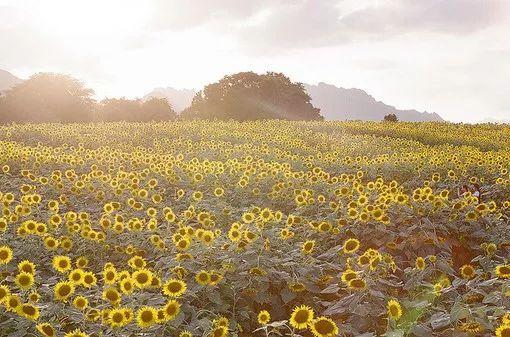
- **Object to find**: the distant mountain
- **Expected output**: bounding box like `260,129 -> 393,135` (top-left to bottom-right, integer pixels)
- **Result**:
0,69 -> 22,93
144,87 -> 196,112
304,82 -> 443,122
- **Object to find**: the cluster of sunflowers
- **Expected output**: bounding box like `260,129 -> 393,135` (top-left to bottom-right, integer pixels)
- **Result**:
0,120 -> 509,337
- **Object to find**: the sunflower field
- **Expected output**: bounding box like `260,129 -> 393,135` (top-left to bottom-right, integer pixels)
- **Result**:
0,120 -> 509,337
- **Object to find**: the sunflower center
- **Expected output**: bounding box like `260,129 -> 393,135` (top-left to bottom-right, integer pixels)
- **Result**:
315,319 -> 335,334
295,310 -> 310,323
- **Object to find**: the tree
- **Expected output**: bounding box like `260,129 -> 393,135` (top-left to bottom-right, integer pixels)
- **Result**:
383,113 -> 398,122
0,72 -> 96,123
98,97 -> 176,122
181,72 -> 322,121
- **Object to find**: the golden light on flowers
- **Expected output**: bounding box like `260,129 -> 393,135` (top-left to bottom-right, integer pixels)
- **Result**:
257,310 -> 271,324
309,316 -> 339,337
289,305 -> 314,329
0,120 -> 508,336
387,299 -> 403,320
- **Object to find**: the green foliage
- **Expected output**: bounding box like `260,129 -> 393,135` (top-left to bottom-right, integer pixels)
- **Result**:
181,72 -> 323,121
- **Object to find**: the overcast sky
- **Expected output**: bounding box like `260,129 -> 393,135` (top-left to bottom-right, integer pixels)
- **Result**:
1,0 -> 509,122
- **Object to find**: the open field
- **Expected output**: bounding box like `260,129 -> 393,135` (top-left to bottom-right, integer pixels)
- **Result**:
0,121 -> 509,337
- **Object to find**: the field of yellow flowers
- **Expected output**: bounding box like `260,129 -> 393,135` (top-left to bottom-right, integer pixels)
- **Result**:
0,120 -> 509,337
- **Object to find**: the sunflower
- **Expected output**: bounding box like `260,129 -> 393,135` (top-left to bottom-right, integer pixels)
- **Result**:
341,269 -> 358,283
258,310 -> 271,324
210,326 -> 228,337
460,264 -> 476,279
459,321 -> 483,334
52,255 -> 72,273
302,240 -> 315,254
103,267 -> 118,285
162,278 -> 187,297
54,281 -> 75,301
128,255 -> 147,270
179,330 -> 193,337
347,278 -> 366,291
136,306 -> 158,328
213,316 -> 229,327
195,270 -> 211,285
503,313 -> 510,324
0,285 -> 11,304
289,305 -> 314,329
36,323 -> 56,337
82,272 -> 98,288
132,268 -> 153,288
119,277 -> 135,294
73,296 -> 89,310
108,308 -> 128,328
64,329 -> 89,337
18,260 -> 36,274
342,238 -> 360,254
17,303 -> 40,320
162,299 -> 181,321
387,299 -> 402,320
415,257 -> 426,270
495,324 -> 510,337
69,268 -> 85,284
309,317 -> 339,337
27,291 -> 39,303
5,294 -> 21,311
496,265 -> 510,279
289,282 -> 306,292
102,287 -> 121,305
15,272 -> 35,290
0,245 -> 13,265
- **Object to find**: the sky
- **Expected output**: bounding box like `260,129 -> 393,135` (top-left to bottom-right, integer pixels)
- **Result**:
0,0 -> 509,122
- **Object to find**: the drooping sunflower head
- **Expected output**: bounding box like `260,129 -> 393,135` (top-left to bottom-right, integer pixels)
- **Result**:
347,278 -> 367,291
36,323 -> 56,337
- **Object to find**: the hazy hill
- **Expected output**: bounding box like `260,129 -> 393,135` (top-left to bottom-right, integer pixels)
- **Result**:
144,87 -> 196,112
0,69 -> 22,93
303,82 -> 443,121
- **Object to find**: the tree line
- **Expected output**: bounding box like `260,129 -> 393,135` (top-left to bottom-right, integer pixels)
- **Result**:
0,72 -> 323,123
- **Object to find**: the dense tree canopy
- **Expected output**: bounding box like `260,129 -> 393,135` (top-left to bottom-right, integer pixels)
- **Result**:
181,72 -> 322,121
99,97 -> 176,122
0,73 -> 95,123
